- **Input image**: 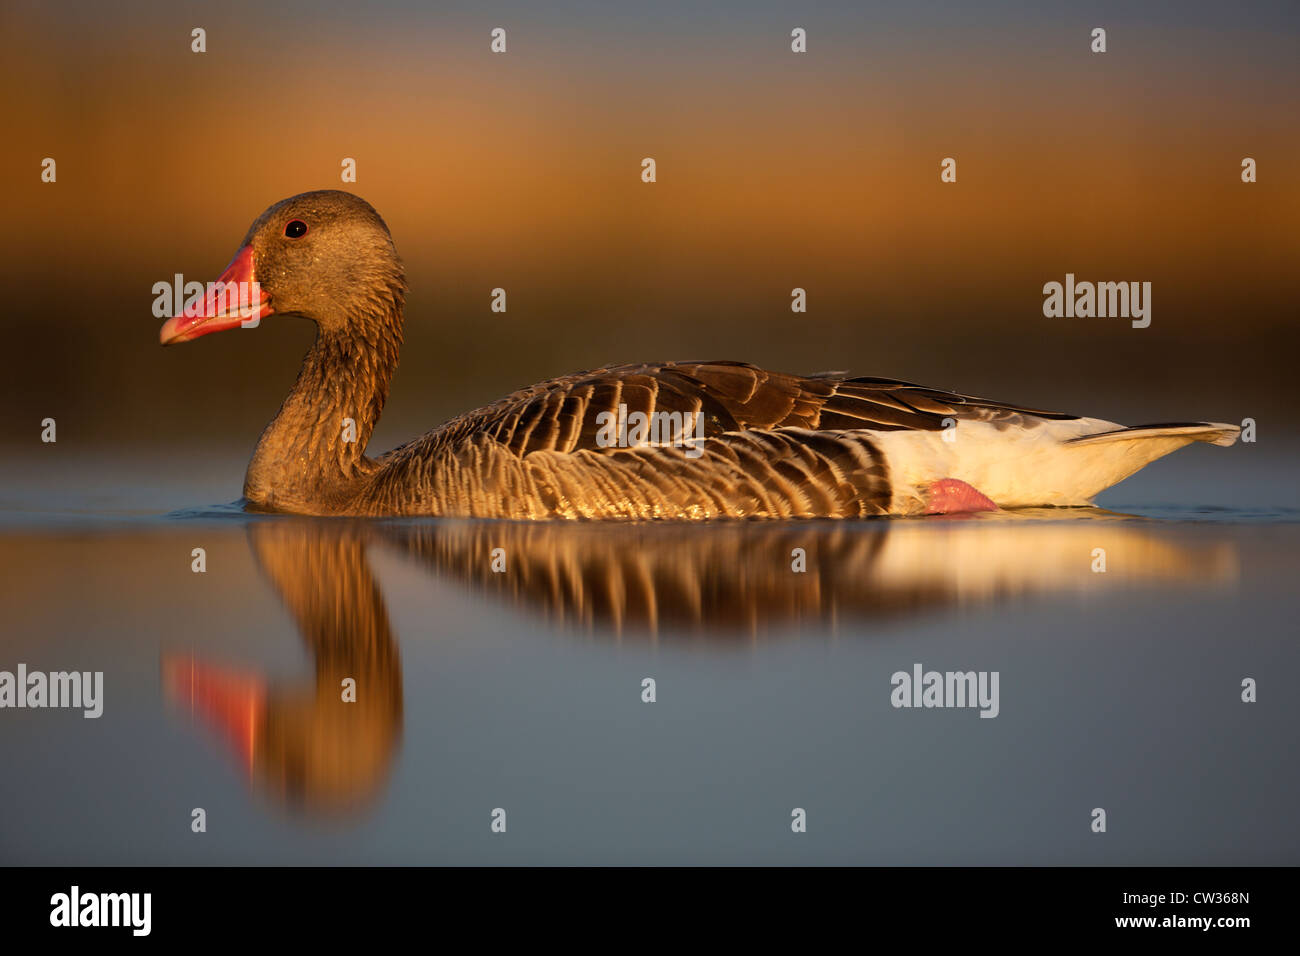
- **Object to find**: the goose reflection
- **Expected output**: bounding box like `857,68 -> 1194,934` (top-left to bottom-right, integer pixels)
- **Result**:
163,521 -> 402,816
380,512 -> 1238,637
163,511 -> 1236,816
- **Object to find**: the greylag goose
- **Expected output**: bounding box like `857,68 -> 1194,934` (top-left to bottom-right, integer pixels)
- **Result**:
159,190 -> 1239,519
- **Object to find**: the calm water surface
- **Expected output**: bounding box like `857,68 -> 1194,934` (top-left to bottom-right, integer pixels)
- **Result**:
1,451 -> 1297,864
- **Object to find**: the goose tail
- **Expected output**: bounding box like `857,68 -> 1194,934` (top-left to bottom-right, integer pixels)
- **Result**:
1018,420 -> 1241,506
872,418 -> 1240,512
1065,422 -> 1240,448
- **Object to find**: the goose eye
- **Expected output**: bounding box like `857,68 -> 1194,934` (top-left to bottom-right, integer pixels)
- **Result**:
284,220 -> 308,239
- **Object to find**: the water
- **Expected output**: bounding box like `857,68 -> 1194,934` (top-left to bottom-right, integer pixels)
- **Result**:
1,452 -> 1297,864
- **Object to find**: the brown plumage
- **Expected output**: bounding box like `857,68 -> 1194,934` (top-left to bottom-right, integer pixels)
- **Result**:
159,190 -> 1237,518
362,361 -> 1074,518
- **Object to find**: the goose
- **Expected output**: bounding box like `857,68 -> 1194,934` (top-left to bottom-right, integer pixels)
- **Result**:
159,190 -> 1239,519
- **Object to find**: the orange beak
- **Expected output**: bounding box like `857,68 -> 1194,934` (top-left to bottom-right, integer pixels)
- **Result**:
159,245 -> 273,345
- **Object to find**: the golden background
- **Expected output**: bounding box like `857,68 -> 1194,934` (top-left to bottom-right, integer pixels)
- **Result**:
2,1 -> 1296,463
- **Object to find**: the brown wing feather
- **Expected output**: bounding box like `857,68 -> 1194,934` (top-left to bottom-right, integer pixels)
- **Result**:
470,360 -> 1077,458
360,361 -> 1078,519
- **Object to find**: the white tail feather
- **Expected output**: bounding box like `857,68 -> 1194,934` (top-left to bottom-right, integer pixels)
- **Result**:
871,419 -> 1239,513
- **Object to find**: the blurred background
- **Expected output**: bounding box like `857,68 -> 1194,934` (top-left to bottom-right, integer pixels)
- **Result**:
1,0 -> 1296,508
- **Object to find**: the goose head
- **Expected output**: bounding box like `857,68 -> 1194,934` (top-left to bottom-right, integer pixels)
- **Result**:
159,189 -> 405,346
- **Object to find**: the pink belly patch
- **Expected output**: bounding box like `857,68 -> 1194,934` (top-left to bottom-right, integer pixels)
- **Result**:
924,478 -> 999,515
